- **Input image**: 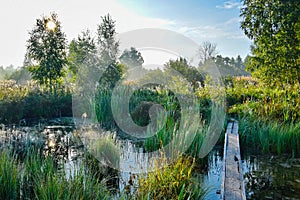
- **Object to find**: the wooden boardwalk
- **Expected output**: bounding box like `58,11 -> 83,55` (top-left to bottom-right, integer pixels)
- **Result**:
220,119 -> 246,200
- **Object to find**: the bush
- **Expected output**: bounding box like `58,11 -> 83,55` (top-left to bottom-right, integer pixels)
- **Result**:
0,80 -> 72,124
227,78 -> 300,123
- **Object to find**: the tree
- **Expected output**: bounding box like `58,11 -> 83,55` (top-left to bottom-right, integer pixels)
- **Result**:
119,47 -> 146,81
97,14 -> 119,66
26,13 -> 67,93
68,30 -> 96,76
198,41 -> 218,65
211,55 -> 248,77
97,14 -> 123,88
165,57 -> 204,89
0,65 -> 15,80
8,67 -> 31,84
235,55 -> 244,70
240,0 -> 300,86
119,47 -> 144,68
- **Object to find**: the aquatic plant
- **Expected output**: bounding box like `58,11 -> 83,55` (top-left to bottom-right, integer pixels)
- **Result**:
239,117 -> 300,157
136,155 -> 208,200
0,150 -> 20,200
89,131 -> 120,169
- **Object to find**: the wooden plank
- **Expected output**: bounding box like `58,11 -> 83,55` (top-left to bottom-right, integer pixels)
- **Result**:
220,120 -> 246,200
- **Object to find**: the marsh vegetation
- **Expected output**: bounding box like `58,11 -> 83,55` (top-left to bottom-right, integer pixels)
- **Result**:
1,0 -> 300,199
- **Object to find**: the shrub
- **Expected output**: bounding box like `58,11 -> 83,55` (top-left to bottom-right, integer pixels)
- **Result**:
0,80 -> 72,124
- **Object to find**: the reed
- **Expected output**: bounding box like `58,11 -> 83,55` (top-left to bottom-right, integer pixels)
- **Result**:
22,151 -> 112,200
239,117 -> 300,156
136,155 -> 208,200
0,150 -> 20,200
90,132 -> 120,169
68,169 -> 110,200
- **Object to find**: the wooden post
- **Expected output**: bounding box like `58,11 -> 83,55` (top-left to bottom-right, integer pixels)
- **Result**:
220,119 -> 246,200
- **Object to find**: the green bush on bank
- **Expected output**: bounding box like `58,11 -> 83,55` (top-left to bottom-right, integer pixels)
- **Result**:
226,77 -> 300,123
225,77 -> 300,156
0,80 -> 72,124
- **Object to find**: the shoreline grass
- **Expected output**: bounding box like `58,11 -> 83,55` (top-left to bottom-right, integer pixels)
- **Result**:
239,116 -> 300,157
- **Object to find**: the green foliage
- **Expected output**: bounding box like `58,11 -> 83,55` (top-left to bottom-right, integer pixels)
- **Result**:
26,13 -> 68,93
99,63 -> 125,89
95,83 -> 181,131
120,47 -> 144,68
213,55 -> 249,77
240,0 -> 300,86
95,88 -> 115,129
0,150 -> 20,200
227,77 -> 300,123
97,14 -> 119,66
0,65 -> 17,80
239,117 -> 300,157
0,80 -> 72,124
137,156 -> 207,200
68,30 -> 97,77
96,14 -> 124,89
0,149 -> 111,200
89,132 -> 120,168
7,67 -> 31,84
165,57 -> 204,89
225,77 -> 300,156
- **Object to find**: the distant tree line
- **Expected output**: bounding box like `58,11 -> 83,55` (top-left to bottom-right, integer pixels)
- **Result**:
10,12 -> 251,94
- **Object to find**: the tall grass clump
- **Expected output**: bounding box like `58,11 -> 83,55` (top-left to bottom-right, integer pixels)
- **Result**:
239,117 -> 300,157
0,150 -> 20,200
67,169 -> 110,200
95,83 -> 181,131
82,130 -> 120,188
89,132 -> 120,169
33,167 -> 111,200
22,153 -> 57,199
224,77 -> 300,156
22,152 -> 112,200
136,155 -> 208,200
95,88 -> 115,129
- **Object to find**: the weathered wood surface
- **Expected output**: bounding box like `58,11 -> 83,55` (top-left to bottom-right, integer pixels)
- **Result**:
220,120 -> 246,200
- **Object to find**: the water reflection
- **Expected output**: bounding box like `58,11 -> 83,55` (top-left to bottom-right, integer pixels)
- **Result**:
242,154 -> 300,199
1,123 -> 299,199
199,148 -> 300,200
201,147 -> 223,200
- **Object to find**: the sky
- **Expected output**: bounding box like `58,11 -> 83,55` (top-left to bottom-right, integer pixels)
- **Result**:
0,0 -> 252,68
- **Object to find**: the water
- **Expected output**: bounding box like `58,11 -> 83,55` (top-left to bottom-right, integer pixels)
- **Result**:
201,147 -> 300,200
1,123 -> 299,199
242,154 -> 300,199
201,147 -> 223,199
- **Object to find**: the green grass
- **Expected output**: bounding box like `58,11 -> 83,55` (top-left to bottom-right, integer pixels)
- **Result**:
227,78 -> 300,124
136,155 -> 208,200
0,150 -> 20,200
239,117 -> 300,157
89,131 -> 120,169
0,148 -> 112,200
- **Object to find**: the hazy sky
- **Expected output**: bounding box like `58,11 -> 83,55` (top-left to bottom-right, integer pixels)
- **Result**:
0,0 -> 252,67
